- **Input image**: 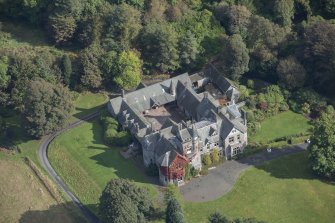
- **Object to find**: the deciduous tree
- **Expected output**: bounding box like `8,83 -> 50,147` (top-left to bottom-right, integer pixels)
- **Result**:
276,56 -> 306,89
23,79 -> 73,138
179,31 -> 200,68
80,44 -> 103,89
302,21 -> 335,95
104,3 -> 142,50
61,54 -> 72,86
99,179 -> 153,223
141,22 -> 179,73
273,0 -> 294,27
102,50 -> 142,90
220,34 -> 249,80
0,56 -> 9,88
215,4 -> 251,37
309,106 -> 335,180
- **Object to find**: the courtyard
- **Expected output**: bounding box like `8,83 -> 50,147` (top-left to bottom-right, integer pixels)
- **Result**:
143,103 -> 187,131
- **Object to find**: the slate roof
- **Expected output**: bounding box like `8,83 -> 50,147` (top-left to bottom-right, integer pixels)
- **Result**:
176,83 -> 203,118
203,64 -> 235,93
109,73 -> 191,114
196,94 -> 219,120
151,93 -> 175,107
227,104 -> 242,118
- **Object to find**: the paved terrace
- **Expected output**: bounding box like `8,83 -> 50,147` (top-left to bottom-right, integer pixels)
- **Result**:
143,103 -> 186,131
180,144 -> 308,202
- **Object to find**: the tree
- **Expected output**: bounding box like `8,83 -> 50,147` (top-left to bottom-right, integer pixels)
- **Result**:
322,0 -> 335,18
302,21 -> 335,95
108,0 -> 145,9
179,31 -> 200,68
276,56 -> 306,89
76,14 -> 102,47
47,0 -> 83,44
273,0 -> 294,27
246,15 -> 289,79
308,106 -> 335,180
165,197 -> 185,223
99,179 -> 153,223
141,22 -> 179,73
104,3 -> 142,50
102,50 -> 142,90
23,79 -> 73,138
61,54 -> 72,86
220,34 -> 249,81
215,4 -> 251,38
0,56 -> 9,88
80,44 -> 103,89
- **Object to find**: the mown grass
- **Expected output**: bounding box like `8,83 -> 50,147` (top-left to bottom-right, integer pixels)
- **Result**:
184,152 -> 335,223
250,111 -> 312,143
48,117 -> 157,214
69,92 -> 108,122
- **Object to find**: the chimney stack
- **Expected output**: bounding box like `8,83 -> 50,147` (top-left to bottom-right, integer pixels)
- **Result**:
204,92 -> 208,99
121,89 -> 125,99
170,81 -> 176,96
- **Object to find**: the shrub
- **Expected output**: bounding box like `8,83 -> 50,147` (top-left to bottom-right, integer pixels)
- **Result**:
190,166 -> 199,177
210,148 -> 220,164
247,79 -> 254,89
100,115 -> 131,146
202,154 -> 212,166
199,169 -> 208,176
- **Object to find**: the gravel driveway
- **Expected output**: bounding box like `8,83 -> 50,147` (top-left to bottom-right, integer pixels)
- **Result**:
180,144 -> 308,202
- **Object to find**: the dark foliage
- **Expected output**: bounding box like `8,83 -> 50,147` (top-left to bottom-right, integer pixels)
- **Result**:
99,179 -> 154,223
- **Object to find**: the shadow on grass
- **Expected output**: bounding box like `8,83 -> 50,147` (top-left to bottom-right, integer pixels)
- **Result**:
72,104 -> 107,122
238,146 -> 335,185
19,202 -> 97,223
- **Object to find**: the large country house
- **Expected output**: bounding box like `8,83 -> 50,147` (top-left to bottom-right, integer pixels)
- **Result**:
108,65 -> 248,186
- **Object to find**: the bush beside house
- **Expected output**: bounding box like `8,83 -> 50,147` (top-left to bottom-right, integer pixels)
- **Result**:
100,115 -> 131,147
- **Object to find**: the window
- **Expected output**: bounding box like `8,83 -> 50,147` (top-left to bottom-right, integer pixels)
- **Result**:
237,134 -> 241,141
233,147 -> 241,155
229,137 -> 234,143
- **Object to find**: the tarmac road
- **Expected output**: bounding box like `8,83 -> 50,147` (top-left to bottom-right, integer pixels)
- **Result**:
38,111 -> 101,223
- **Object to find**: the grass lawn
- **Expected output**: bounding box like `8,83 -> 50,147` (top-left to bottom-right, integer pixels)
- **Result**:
250,111 -> 312,143
48,116 -> 157,214
0,159 -> 84,223
69,92 -> 108,122
184,152 -> 335,223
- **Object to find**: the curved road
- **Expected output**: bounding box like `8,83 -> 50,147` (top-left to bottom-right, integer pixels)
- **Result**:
38,111 -> 101,223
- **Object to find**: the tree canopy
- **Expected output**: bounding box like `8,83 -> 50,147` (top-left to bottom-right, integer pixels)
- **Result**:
23,79 -> 73,138
102,50 -> 142,90
99,179 -> 153,223
220,34 -> 249,80
309,106 -> 335,180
